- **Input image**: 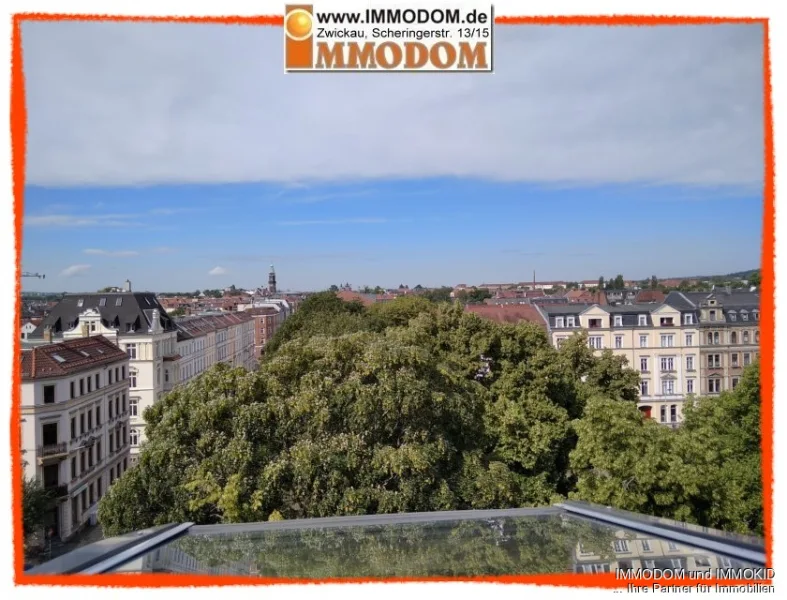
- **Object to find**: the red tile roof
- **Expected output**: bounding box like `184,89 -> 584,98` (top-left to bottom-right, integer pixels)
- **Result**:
464,304 -> 547,329
21,335 -> 127,380
337,291 -> 376,306
636,290 -> 666,303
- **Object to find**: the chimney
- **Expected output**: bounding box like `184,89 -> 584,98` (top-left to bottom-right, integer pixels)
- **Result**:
124,279 -> 132,292
43,326 -> 52,344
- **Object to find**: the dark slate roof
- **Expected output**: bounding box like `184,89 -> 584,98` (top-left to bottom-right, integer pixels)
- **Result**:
29,293 -> 177,339
21,335 -> 127,380
539,304 -> 591,316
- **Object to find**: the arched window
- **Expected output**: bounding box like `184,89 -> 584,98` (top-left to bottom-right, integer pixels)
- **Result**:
130,428 -> 139,446
743,331 -> 750,344
706,332 -> 713,344
730,331 -> 738,344
755,331 -> 760,343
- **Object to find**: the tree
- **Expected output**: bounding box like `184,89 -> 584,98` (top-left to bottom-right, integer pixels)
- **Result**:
612,275 -> 625,289
650,275 -> 659,290
169,307 -> 186,317
328,285 -> 339,292
748,270 -> 761,287
97,286 -> 116,293
598,276 -> 605,290
421,287 -> 453,303
23,476 -> 55,538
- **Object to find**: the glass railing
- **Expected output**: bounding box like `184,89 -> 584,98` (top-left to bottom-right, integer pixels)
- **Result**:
25,502 -> 765,578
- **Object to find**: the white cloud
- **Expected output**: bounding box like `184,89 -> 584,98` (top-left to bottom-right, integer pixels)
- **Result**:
208,266 -> 227,276
277,218 -> 389,226
83,248 -> 140,257
60,264 -> 91,277
152,246 -> 177,254
26,213 -> 141,227
21,22 -> 763,188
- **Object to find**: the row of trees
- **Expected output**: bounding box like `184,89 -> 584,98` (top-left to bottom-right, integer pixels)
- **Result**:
97,292 -> 764,539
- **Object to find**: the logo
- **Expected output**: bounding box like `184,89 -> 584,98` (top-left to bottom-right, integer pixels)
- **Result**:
284,3 -> 493,73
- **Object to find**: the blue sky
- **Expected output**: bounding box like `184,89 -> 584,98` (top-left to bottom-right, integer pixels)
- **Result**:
19,22 -> 764,292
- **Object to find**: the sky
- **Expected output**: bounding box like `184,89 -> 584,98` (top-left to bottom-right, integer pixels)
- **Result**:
20,21 -> 765,292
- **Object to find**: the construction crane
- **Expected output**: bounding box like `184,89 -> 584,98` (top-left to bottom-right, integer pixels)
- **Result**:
22,272 -> 45,279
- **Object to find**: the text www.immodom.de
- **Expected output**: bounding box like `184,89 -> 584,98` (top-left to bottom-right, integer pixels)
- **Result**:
315,8 -> 485,26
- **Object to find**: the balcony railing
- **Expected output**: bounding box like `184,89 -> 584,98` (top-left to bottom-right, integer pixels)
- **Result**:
37,442 -> 68,462
44,484 -> 69,500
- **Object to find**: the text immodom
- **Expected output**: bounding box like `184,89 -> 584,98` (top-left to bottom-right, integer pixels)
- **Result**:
315,41 -> 488,70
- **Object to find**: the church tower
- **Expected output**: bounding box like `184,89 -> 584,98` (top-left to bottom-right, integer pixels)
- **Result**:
268,264 -> 277,294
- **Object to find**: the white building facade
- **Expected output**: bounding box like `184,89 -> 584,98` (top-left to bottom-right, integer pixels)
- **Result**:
21,335 -> 132,541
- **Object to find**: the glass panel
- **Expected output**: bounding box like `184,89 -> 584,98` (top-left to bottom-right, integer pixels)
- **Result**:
107,511 -> 759,579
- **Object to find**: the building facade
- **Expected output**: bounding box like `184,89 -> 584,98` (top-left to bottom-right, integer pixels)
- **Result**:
27,289 -> 180,463
21,335 -> 132,541
538,288 -> 760,427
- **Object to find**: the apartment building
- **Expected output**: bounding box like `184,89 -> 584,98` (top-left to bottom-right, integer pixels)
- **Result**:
664,290 -> 760,396
27,287 -> 180,463
540,302 -> 700,426
573,530 -> 751,574
21,336 -> 132,541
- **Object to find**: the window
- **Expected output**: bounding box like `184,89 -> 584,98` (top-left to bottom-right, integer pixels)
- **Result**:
43,385 -> 55,404
708,378 -> 721,393
667,542 -> 679,551
79,379 -> 84,395
70,381 -> 75,399
165,369 -> 170,383
640,357 -> 649,372
687,379 -> 695,394
660,335 -> 674,348
70,457 -> 77,480
729,312 -> 737,322
686,355 -> 694,371
116,297 -> 123,306
87,378 -> 92,393
741,311 -> 749,321
709,310 -> 717,322
588,336 -> 602,350
684,333 -> 693,346
755,331 -> 760,343
744,352 -> 751,366
96,406 -> 101,426
566,317 -> 576,327
70,417 -> 76,439
662,380 -> 675,395
706,332 -> 713,345
99,297 -> 107,307
87,410 -> 92,430
126,344 -> 137,359
613,540 -> 630,553
80,413 -> 85,435
659,317 -> 674,327
641,540 -> 652,552
614,316 -> 623,327
639,335 -> 648,348
660,406 -> 667,422
130,428 -> 139,446
129,370 -> 137,388
670,405 -> 677,422
640,380 -> 649,396
97,441 -> 102,461
638,315 -> 647,326
660,357 -> 674,371
732,377 -> 740,390
707,354 -> 721,369
95,373 -> 100,389
614,336 -> 623,349
157,368 -> 161,384
77,298 -> 84,307
731,331 -> 738,344
130,397 -> 138,416
731,353 -> 739,367
713,332 -> 720,345
108,398 -> 113,419
683,314 -> 693,325
122,394 -> 126,412
743,331 -> 750,344
88,446 -> 93,467
122,366 -> 127,380
116,396 -> 120,415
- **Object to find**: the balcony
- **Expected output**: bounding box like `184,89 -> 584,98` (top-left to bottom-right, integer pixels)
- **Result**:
37,442 -> 68,464
44,484 -> 69,501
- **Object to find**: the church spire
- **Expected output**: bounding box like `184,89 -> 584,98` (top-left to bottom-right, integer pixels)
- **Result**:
268,264 -> 277,294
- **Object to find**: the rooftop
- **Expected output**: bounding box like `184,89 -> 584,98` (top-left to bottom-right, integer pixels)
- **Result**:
21,335 -> 127,380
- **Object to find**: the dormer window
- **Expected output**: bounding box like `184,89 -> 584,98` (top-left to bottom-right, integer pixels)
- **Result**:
555,317 -> 565,328
753,310 -> 760,321
77,298 -> 84,307
683,314 -> 693,325
99,298 -> 107,307
741,311 -> 749,321
116,298 -> 123,306
566,317 -> 576,327
638,315 -> 647,326
614,316 -> 623,327
659,317 -> 674,327
728,311 -> 737,322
